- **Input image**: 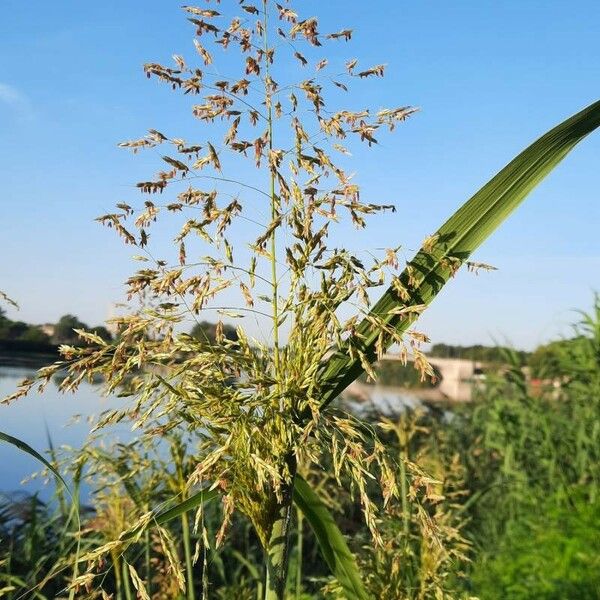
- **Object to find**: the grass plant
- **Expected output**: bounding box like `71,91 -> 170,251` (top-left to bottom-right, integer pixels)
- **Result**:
2,3 -> 600,598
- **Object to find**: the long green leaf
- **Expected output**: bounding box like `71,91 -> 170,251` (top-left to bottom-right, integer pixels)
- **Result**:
122,486 -> 219,541
1,428 -> 85,600
319,100 -> 600,406
231,549 -> 262,582
153,487 -> 219,526
293,475 -> 370,600
0,430 -> 70,493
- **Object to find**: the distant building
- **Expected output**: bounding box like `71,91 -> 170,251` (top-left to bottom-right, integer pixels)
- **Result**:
38,323 -> 56,338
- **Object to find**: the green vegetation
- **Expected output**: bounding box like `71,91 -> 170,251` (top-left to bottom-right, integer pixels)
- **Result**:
358,360 -> 439,388
458,297 -> 600,598
2,1 -> 600,598
0,307 -> 50,345
3,301 -> 600,598
472,493 -> 600,599
528,336 -> 589,379
429,343 -> 529,365
0,310 -> 112,352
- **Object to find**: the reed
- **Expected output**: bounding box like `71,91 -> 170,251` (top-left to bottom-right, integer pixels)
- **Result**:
2,3 -> 600,598
2,299 -> 600,597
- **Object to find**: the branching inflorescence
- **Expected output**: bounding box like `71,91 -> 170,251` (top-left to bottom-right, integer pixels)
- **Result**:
5,1 -> 437,594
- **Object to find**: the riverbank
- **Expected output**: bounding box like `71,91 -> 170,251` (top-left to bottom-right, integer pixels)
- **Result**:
0,337 -> 61,371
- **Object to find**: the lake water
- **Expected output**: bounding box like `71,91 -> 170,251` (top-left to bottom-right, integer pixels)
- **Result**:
0,363 -> 130,498
0,363 -> 427,498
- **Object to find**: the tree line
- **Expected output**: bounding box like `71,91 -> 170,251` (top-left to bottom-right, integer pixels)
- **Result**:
0,306 -> 579,383
0,310 -> 112,347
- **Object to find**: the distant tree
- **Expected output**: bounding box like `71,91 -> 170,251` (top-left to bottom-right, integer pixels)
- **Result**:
0,294 -> 18,340
529,337 -> 585,379
190,321 -> 238,344
0,304 -> 52,345
90,326 -> 113,342
4,321 -> 29,341
359,360 -> 438,388
54,314 -> 89,344
429,343 -> 529,364
19,326 -> 51,345
0,310 -> 10,340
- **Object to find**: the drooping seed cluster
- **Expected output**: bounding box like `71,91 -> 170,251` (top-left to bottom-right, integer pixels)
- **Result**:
6,0 -> 447,561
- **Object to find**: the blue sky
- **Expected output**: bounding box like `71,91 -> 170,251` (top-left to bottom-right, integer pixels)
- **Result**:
1,0 -> 599,350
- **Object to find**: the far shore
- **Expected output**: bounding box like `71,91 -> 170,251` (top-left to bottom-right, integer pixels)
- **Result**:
0,346 -> 58,369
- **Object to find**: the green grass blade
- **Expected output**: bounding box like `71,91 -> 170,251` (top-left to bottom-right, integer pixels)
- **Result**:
293,476 -> 371,600
319,100 -> 600,406
0,431 -> 83,600
231,549 -> 262,582
153,487 -> 219,526
0,429 -> 85,600
122,486 -> 219,541
0,430 -> 70,493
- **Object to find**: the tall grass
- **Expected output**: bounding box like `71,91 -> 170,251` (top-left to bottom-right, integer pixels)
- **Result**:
2,2 -> 600,598
2,298 -> 600,597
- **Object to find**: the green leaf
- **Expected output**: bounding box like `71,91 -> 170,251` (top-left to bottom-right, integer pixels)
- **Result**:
153,487 -> 219,526
231,549 -> 262,582
2,427 -> 85,600
122,486 -> 219,540
293,475 -> 370,600
319,100 -> 600,406
0,430 -> 70,493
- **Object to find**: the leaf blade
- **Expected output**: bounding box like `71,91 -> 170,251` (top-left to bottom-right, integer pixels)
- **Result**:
122,486 -> 219,541
153,487 -> 220,527
0,430 -> 70,493
319,100 -> 600,405
293,475 -> 370,600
